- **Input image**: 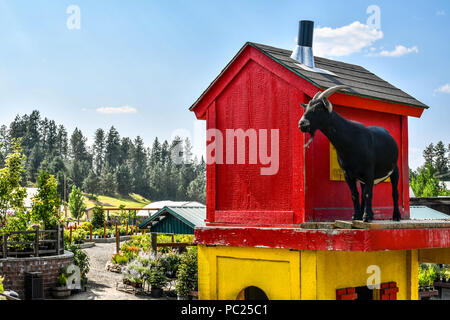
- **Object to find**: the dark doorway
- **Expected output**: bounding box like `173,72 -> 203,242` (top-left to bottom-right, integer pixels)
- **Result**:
355,286 -> 374,300
244,286 -> 269,300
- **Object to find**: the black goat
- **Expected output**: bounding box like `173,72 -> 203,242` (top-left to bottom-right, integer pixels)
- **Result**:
298,85 -> 401,222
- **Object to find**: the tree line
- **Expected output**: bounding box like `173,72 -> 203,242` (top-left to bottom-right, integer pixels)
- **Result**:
0,110 -> 206,204
410,140 -> 450,197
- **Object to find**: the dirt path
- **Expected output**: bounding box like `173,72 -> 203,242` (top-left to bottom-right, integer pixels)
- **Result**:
68,242 -> 159,300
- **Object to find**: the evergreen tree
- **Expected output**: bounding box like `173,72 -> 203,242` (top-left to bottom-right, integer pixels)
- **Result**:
187,173 -> 206,203
23,110 -> 41,156
27,144 -> 44,182
161,140 -> 170,164
423,143 -> 435,167
120,137 -> 134,167
131,136 -> 148,195
149,137 -> 162,167
49,156 -> 67,201
9,115 -> 27,144
70,128 -> 90,163
56,125 -> 68,159
100,168 -> 117,196
105,126 -> 121,171
93,128 -> 106,175
43,119 -> 58,158
434,141 -> 448,175
83,171 -> 100,196
116,164 -> 132,195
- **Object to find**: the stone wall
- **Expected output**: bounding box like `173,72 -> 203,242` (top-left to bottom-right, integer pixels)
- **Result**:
0,251 -> 74,299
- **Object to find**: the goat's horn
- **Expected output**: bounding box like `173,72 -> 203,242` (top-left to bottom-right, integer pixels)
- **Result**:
312,91 -> 322,101
318,85 -> 349,100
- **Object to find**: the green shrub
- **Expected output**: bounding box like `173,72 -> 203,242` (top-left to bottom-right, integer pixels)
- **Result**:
66,244 -> 90,280
112,253 -> 128,265
419,264 -> 438,288
147,266 -> 168,289
57,272 -> 68,287
91,205 -> 105,229
161,252 -> 182,277
175,247 -> 198,297
80,221 -> 91,231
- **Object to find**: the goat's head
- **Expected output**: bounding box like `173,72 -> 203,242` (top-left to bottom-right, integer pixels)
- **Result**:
298,85 -> 349,147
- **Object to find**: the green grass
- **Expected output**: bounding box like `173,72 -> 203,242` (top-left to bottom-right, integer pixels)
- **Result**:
83,193 -> 151,209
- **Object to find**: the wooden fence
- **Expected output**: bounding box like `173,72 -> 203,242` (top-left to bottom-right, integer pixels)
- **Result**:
0,225 -> 64,258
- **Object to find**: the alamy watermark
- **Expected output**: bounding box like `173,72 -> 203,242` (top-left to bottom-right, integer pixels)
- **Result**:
66,5 -> 81,30
366,5 -> 381,30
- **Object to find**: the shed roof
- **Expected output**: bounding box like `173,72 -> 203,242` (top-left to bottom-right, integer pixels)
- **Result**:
190,42 -> 428,113
136,200 -> 204,217
139,205 -> 206,234
410,205 -> 450,220
249,42 -> 428,109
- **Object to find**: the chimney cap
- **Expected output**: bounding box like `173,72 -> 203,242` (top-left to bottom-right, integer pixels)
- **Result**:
297,20 -> 314,47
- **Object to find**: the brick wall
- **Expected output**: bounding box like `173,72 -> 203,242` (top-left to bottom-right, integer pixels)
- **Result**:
0,251 -> 74,299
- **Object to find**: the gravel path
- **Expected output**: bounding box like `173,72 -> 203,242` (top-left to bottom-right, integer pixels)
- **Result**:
68,242 -> 160,300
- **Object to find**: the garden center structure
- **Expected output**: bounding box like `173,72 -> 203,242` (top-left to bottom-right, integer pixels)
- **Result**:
189,21 -> 450,300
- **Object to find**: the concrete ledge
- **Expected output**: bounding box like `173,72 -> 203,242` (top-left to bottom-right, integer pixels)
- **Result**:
78,242 -> 95,249
91,235 -> 132,243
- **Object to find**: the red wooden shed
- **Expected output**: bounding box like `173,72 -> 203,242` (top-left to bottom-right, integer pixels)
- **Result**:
190,41 -> 427,226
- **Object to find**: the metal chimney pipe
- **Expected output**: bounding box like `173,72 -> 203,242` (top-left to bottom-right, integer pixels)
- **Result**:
291,20 -> 315,68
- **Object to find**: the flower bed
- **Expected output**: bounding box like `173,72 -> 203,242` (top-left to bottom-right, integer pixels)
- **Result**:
110,234 -> 197,298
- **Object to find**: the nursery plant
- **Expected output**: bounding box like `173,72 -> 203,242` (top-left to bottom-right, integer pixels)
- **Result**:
0,276 -> 5,301
91,205 -> 105,229
175,247 -> 198,298
148,266 -> 168,298
69,186 -> 86,224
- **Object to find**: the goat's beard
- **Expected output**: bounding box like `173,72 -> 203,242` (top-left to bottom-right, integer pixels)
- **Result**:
304,132 -> 315,148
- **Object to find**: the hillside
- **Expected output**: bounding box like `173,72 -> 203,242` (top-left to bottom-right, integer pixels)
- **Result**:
83,193 -> 151,209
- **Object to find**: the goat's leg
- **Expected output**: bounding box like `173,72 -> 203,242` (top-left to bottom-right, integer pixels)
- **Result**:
362,180 -> 374,222
344,174 -> 363,220
360,183 -> 366,215
390,164 -> 401,221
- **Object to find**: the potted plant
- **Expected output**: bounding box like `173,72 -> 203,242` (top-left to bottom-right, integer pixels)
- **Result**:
175,248 -> 198,300
52,269 -> 71,299
147,266 -> 168,298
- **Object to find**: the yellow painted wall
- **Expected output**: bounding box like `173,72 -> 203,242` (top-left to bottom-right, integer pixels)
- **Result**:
198,245 -> 419,300
313,250 -> 417,300
198,245 -> 300,300
419,248 -> 450,264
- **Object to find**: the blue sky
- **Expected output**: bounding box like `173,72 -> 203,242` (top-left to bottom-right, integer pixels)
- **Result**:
0,0 -> 449,169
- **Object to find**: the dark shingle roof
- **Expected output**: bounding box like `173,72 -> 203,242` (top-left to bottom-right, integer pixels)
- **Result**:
249,42 -> 428,109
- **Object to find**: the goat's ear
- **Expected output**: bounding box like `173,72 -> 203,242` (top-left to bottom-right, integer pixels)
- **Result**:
299,102 -> 308,109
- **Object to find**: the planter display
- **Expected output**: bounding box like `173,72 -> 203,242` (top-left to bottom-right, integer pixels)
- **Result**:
52,286 -> 71,299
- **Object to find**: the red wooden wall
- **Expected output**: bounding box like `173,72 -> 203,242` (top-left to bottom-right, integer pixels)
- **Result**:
196,44 -> 411,226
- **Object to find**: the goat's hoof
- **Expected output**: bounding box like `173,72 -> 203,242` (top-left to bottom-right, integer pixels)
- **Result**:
363,214 -> 373,223
392,215 -> 401,222
352,214 -> 363,221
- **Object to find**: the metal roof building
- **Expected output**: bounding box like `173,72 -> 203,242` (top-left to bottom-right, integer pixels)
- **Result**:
139,205 -> 206,235
410,205 -> 450,220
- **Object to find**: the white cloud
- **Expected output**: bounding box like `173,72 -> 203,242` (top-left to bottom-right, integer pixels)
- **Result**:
435,84 -> 450,94
378,45 -> 419,57
313,21 -> 383,57
96,105 -> 137,114
436,10 -> 446,16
